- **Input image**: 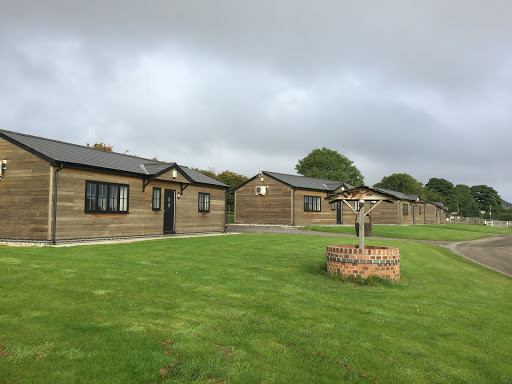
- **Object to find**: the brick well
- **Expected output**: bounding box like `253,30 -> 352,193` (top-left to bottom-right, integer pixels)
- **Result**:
326,245 -> 400,281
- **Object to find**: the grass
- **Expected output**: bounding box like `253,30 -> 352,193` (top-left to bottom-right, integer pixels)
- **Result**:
0,234 -> 511,383
227,214 -> 234,223
301,223 -> 512,241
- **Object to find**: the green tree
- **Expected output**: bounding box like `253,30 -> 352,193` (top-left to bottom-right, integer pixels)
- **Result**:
217,170 -> 249,206
425,178 -> 457,210
452,184 -> 480,217
422,187 -> 443,203
470,185 -> 504,215
373,173 -> 423,195
425,178 -> 454,196
295,148 -> 364,185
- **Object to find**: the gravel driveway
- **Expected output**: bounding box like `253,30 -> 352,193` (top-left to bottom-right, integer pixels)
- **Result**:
228,224 -> 512,276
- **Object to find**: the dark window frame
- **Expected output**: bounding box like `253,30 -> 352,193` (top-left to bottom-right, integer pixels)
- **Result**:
84,180 -> 129,214
198,192 -> 210,212
152,187 -> 161,211
403,203 -> 409,215
419,206 -> 422,215
304,195 -> 321,212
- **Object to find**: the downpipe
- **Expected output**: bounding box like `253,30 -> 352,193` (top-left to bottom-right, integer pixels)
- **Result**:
52,163 -> 64,244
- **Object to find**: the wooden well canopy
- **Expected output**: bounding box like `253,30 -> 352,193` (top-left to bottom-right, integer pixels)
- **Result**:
326,186 -> 401,249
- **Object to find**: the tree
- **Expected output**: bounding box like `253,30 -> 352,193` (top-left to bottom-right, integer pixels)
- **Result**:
217,170 -> 249,206
425,178 -> 454,196
452,184 -> 480,217
425,178 -> 455,210
470,185 -> 504,215
295,148 -> 364,185
87,142 -> 113,151
373,173 -> 423,195
422,187 -> 443,203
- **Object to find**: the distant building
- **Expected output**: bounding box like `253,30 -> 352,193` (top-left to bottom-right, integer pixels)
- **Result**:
234,171 -> 447,226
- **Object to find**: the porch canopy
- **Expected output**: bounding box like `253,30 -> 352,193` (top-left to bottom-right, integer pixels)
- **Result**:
326,186 -> 401,249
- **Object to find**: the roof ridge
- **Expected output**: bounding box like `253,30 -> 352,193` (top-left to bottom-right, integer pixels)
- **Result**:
0,129 -> 165,164
263,170 -> 343,183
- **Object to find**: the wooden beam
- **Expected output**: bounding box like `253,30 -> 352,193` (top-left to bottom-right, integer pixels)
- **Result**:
359,201 -> 365,249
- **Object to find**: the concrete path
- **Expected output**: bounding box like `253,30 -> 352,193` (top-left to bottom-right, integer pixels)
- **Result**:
228,224 -> 512,276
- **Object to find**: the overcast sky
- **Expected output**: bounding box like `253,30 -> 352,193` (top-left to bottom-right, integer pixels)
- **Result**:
1,1 -> 511,201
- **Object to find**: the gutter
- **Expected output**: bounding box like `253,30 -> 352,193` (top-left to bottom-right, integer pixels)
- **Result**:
224,188 -> 228,233
52,163 -> 64,244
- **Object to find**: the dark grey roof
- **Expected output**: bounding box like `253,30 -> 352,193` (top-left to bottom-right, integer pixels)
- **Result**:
0,129 -> 227,188
180,166 -> 228,187
263,171 -> 353,192
373,187 -> 419,202
431,201 -> 448,210
374,187 -> 449,208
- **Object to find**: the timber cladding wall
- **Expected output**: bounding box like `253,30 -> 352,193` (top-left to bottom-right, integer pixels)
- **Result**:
400,202 -> 420,225
235,177 -> 292,224
0,138 -> 50,240
175,185 -> 226,233
371,201 -> 400,225
424,203 -> 438,224
293,190 -> 334,225
53,168 -> 225,240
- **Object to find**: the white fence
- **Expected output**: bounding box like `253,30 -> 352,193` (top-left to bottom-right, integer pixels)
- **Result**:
447,217 -> 511,227
485,220 -> 511,228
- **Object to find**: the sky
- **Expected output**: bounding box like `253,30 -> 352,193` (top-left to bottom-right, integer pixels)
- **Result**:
1,1 -> 511,202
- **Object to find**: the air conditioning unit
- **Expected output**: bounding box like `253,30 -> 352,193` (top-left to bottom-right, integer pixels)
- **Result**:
255,186 -> 267,195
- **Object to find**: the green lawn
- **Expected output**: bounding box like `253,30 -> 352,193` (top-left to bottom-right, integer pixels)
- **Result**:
1,235 -> 511,383
301,223 -> 512,241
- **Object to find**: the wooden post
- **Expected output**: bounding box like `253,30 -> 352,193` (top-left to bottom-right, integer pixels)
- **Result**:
359,200 -> 365,249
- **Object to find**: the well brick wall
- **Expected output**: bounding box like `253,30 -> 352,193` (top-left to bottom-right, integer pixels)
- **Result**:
326,245 -> 400,281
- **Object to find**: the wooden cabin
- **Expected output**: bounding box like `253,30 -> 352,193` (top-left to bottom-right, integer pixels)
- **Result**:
0,130 -> 228,242
234,171 -> 447,226
362,188 -> 447,225
234,171 -> 356,225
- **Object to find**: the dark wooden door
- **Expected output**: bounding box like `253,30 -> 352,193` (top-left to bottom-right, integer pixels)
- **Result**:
337,201 -> 343,224
163,189 -> 176,234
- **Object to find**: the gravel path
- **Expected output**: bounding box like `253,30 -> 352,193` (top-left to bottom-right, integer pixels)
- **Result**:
228,224 -> 512,276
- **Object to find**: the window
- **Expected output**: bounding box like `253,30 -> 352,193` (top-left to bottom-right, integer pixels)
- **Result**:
419,206 -> 422,215
304,196 -> 321,212
403,203 -> 409,215
354,201 -> 360,211
331,202 -> 336,211
152,188 -> 161,211
85,181 -> 129,213
198,192 -> 210,212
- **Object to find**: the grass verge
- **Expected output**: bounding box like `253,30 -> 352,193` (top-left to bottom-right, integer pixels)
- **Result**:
0,234 -> 511,383
301,223 -> 512,241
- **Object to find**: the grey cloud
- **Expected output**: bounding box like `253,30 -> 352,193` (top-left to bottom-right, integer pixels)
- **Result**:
0,1 -> 511,201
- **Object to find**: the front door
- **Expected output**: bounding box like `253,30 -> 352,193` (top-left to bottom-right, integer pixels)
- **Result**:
163,189 -> 176,234
337,201 -> 343,224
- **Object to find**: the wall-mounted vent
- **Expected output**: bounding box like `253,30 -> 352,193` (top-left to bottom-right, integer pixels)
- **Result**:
255,186 -> 267,195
